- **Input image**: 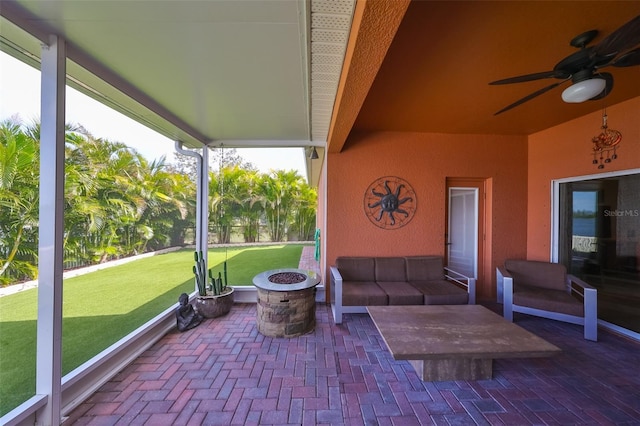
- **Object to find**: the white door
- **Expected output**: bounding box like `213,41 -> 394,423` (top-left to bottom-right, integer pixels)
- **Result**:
447,187 -> 478,278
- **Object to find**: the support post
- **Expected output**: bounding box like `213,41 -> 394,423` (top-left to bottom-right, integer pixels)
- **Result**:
199,146 -> 209,260
36,34 -> 66,426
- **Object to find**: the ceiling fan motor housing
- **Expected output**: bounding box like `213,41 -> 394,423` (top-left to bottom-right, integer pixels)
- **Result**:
571,68 -> 595,83
553,49 -> 593,77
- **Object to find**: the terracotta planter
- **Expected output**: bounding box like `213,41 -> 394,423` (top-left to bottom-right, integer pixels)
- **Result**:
194,287 -> 234,318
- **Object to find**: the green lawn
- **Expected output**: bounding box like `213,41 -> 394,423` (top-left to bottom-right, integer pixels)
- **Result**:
0,244 -> 307,416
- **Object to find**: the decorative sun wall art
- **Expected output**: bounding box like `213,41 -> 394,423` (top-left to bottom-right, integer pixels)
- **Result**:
363,176 -> 417,230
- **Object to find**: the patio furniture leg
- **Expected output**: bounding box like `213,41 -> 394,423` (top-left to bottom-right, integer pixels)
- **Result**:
502,274 -> 514,322
584,286 -> 598,341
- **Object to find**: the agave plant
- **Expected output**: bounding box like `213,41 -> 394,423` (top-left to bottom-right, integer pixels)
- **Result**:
193,250 -> 228,296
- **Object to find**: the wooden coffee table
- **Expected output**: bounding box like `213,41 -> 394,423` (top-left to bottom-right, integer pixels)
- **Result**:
367,305 -> 561,381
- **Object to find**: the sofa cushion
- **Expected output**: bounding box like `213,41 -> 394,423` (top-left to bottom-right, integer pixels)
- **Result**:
336,257 -> 375,281
513,285 -> 583,317
505,260 -> 567,291
409,280 -> 468,305
377,281 -> 424,305
405,256 -> 445,281
342,281 -> 388,306
375,257 -> 407,282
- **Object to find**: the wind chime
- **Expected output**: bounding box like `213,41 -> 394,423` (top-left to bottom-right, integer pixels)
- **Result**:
591,108 -> 622,169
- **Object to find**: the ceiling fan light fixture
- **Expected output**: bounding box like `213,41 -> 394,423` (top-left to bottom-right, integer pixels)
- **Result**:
561,78 -> 606,103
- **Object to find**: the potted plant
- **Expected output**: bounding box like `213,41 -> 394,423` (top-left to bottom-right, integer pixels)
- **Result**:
192,250 -> 234,318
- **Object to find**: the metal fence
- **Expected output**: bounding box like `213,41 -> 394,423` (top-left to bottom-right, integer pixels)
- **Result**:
61,225 -> 310,271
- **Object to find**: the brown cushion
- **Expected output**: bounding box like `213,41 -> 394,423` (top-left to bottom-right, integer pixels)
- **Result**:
505,260 -> 567,291
377,281 -> 424,305
513,285 -> 583,317
405,256 -> 445,281
336,257 -> 375,281
410,280 -> 468,305
342,281 -> 388,306
375,257 -> 407,282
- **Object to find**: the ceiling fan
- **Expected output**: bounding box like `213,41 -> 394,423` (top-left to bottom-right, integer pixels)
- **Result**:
490,14 -> 640,115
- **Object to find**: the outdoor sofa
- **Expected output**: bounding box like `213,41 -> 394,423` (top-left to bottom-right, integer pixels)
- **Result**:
330,256 -> 476,324
497,259 -> 598,341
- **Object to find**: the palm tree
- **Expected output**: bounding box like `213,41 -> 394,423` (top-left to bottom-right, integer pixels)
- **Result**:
236,169 -> 263,242
292,183 -> 317,241
64,129 -> 136,263
258,170 -> 303,242
128,154 -> 192,252
0,119 -> 39,283
65,130 -> 192,259
210,166 -> 245,244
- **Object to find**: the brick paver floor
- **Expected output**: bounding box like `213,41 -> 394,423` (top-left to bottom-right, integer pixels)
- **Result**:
298,245 -> 321,275
66,301 -> 640,425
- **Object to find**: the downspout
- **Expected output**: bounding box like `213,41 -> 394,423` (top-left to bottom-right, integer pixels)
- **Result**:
175,142 -> 209,276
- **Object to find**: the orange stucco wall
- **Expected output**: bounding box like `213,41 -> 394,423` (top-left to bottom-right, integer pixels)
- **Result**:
527,97 -> 640,260
325,131 -> 528,300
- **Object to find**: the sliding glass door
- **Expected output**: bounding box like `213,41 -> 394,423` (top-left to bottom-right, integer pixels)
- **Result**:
556,172 -> 640,333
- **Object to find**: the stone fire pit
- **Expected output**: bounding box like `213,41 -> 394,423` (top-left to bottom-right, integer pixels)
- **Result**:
253,268 -> 321,338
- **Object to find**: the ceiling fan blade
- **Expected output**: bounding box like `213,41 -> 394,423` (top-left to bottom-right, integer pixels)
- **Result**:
612,46 -> 640,67
594,15 -> 640,57
589,72 -> 614,101
494,80 -> 569,115
489,70 -> 565,85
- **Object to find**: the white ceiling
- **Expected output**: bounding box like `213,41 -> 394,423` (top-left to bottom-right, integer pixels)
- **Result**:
0,0 -> 355,157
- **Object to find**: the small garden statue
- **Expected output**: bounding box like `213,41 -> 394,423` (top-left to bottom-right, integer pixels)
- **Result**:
175,292 -> 203,331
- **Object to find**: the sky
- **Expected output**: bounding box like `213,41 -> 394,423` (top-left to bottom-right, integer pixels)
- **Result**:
573,191 -> 597,212
0,51 -> 307,176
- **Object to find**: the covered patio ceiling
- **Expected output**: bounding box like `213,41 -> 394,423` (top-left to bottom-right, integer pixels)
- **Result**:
0,0 -> 355,185
1,1 -> 639,159
329,1 -> 640,151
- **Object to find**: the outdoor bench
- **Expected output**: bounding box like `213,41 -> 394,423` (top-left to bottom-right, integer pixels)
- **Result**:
330,256 -> 476,324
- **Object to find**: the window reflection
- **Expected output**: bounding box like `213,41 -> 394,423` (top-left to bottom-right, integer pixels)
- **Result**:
559,174 -> 640,333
